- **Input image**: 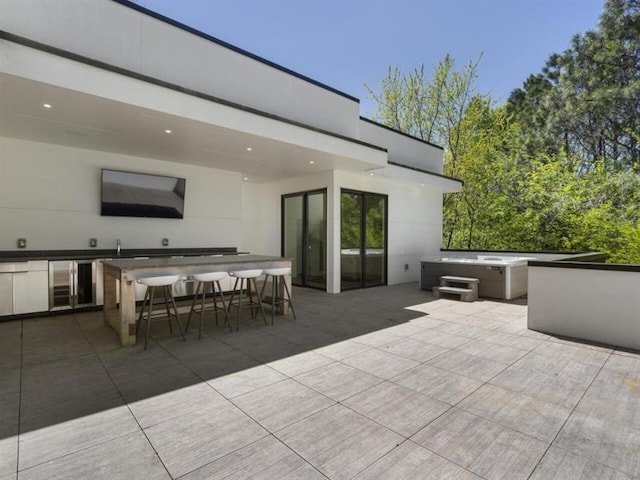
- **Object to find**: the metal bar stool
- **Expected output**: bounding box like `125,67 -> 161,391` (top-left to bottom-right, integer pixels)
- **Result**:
260,267 -> 296,324
136,274 -> 185,350
185,271 -> 232,338
227,269 -> 267,331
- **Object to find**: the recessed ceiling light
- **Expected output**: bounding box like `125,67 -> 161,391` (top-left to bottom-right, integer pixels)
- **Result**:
43,103 -> 52,108
246,147 -> 252,152
243,176 -> 248,181
420,183 -> 425,187
164,129 -> 172,134
309,160 -> 315,165
369,172 -> 374,176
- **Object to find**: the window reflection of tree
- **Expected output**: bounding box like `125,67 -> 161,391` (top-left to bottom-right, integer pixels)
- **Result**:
341,193 -> 361,251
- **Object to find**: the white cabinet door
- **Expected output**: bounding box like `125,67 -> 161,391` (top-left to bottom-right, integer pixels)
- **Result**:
0,274 -> 13,316
31,270 -> 50,313
13,270 -> 49,314
12,272 -> 29,314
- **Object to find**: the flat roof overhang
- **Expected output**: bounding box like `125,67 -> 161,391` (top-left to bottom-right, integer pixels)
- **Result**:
0,39 -> 388,183
367,163 -> 463,192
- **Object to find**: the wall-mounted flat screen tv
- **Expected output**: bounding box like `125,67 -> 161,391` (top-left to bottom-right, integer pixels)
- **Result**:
101,169 -> 186,219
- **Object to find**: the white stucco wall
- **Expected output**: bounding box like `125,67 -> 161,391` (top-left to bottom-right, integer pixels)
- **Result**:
242,171 -> 335,289
334,170 -> 444,289
243,168 -> 444,293
0,1 -> 451,295
528,265 -> 640,350
2,135 -> 445,293
0,0 -> 360,137
0,136 -> 243,251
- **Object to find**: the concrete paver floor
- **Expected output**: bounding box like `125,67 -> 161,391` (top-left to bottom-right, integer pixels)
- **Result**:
1,284 -> 638,480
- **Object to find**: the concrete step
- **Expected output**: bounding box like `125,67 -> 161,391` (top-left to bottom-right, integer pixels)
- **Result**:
437,286 -> 474,294
434,285 -> 477,302
440,275 -> 479,284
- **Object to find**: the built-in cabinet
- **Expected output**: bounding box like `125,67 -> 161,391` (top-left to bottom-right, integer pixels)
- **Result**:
0,261 -> 49,316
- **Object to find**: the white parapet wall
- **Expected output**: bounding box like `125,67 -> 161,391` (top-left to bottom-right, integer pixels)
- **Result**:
528,262 -> 640,351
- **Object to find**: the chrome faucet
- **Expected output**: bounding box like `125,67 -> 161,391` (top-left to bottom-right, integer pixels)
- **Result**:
116,239 -> 121,256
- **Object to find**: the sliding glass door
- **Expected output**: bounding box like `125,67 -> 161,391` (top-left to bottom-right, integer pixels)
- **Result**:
341,190 -> 387,290
282,190 -> 327,289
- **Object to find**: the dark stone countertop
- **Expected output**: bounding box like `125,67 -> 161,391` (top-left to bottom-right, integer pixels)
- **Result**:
0,247 -> 240,263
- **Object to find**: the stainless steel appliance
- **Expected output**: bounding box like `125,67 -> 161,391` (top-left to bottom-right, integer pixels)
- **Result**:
49,260 -> 96,310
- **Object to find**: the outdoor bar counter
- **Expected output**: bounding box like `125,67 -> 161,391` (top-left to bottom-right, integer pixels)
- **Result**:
103,255 -> 292,346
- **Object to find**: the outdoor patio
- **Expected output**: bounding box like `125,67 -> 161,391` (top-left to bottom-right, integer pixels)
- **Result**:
1,283 -> 638,480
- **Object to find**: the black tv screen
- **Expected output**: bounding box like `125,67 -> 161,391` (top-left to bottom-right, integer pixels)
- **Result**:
101,169 -> 186,219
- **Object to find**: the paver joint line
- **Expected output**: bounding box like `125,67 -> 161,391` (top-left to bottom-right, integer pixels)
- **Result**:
2,285 -> 639,480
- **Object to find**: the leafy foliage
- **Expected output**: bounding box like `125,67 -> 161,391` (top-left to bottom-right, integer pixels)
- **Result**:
341,193 -> 386,250
508,0 -> 640,171
365,54 -> 486,154
367,0 -> 640,264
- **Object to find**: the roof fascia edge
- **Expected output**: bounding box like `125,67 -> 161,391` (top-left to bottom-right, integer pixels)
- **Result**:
359,116 -> 444,150
111,0 -> 359,103
387,160 -> 463,185
0,30 -> 386,154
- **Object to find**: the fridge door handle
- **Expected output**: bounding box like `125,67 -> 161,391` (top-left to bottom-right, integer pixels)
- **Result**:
71,262 -> 77,307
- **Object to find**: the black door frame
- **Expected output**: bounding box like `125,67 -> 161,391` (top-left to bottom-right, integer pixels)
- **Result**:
281,189 -> 327,290
340,188 -> 388,290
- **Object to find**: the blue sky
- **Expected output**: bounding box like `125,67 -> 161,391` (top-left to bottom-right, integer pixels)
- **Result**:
133,0 -> 605,116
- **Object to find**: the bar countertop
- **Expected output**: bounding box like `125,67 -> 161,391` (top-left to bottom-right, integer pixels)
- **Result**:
103,254 -> 288,269
102,254 -> 293,345
102,254 -> 291,280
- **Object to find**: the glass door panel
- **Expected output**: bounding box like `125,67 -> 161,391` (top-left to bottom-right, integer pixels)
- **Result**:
49,261 -> 72,310
283,195 -> 304,285
364,194 -> 386,287
340,192 -> 363,290
282,190 -> 327,289
305,192 -> 327,289
75,260 -> 96,307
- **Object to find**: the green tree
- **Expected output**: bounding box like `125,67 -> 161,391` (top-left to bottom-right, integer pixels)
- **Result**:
367,0 -> 640,263
366,54 -> 490,248
365,54 -> 486,168
341,193 -> 360,249
508,0 -> 640,171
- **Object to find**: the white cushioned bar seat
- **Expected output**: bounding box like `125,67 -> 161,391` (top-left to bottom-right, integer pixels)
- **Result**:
260,267 -> 296,324
192,271 -> 228,283
136,274 -> 184,350
186,271 -> 231,338
228,269 -> 266,330
262,267 -> 291,277
229,269 -> 263,279
137,274 -> 180,287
